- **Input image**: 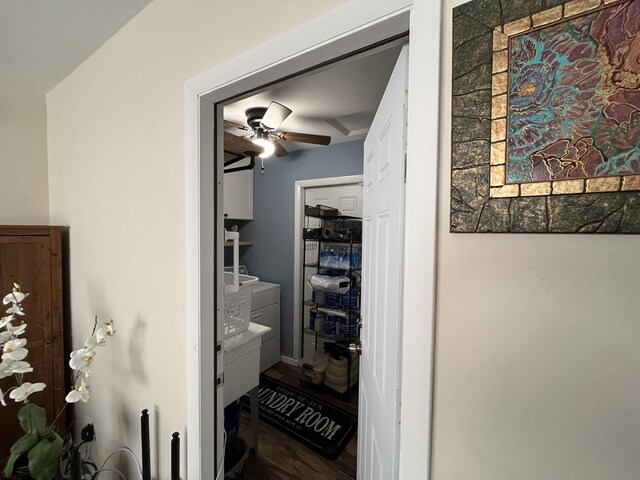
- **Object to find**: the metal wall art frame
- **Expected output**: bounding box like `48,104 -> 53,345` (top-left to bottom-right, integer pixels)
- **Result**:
451,0 -> 640,232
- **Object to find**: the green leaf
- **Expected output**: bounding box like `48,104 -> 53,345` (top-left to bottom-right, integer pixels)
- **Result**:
10,432 -> 38,454
3,452 -> 21,478
28,433 -> 63,480
18,403 -> 47,434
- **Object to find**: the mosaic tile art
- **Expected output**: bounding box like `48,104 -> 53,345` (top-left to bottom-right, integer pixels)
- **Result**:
451,0 -> 640,232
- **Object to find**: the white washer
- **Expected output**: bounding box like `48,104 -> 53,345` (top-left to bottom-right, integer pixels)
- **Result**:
250,281 -> 281,372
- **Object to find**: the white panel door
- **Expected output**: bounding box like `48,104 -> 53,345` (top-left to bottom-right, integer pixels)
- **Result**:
358,44 -> 407,480
305,183 -> 363,217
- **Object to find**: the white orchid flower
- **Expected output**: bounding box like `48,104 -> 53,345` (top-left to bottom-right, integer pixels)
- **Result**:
5,304 -> 25,316
65,378 -> 91,403
9,361 -> 33,374
2,290 -> 26,305
95,327 -> 109,346
0,385 -> 12,406
9,382 -> 46,403
0,322 -> 27,343
69,348 -> 95,377
0,314 -> 14,329
5,322 -> 26,338
2,338 -> 28,361
104,319 -> 116,336
0,359 -> 14,379
85,334 -> 98,350
0,330 -> 13,344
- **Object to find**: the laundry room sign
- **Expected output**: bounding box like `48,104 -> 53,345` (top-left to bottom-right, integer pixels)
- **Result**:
242,375 -> 357,459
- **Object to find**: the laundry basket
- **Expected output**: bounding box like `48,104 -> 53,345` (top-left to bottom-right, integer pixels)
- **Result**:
224,272 -> 258,338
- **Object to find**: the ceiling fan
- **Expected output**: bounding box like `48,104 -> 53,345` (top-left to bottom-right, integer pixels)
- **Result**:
225,101 -> 331,159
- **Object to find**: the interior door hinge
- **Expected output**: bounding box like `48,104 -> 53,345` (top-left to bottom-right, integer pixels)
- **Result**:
216,373 -> 224,387
403,152 -> 408,183
216,341 -> 222,353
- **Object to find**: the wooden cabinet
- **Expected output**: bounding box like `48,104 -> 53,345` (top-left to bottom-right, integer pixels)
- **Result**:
223,169 -> 253,220
0,226 -> 68,462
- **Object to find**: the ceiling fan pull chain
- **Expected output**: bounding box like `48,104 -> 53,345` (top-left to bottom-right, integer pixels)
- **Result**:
260,156 -> 265,175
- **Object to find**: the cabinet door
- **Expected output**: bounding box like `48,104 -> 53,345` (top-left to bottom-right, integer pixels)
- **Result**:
250,303 -> 279,343
0,235 -> 63,460
223,169 -> 253,220
251,303 -> 280,371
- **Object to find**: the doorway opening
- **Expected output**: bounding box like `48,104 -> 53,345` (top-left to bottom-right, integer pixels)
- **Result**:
293,175 -> 364,364
183,3 -> 444,478
219,39 -> 406,479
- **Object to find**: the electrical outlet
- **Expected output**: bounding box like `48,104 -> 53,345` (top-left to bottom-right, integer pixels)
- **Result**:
81,423 -> 95,442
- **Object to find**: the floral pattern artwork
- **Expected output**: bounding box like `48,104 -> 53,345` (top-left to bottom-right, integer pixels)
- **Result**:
451,0 -> 640,233
506,1 -> 640,183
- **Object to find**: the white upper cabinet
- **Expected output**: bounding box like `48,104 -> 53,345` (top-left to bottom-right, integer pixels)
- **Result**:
224,168 -> 253,220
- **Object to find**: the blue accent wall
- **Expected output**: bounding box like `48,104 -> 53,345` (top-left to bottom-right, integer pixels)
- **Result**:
236,140 -> 363,357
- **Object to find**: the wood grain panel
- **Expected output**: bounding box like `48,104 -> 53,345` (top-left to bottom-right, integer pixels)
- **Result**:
0,227 -> 68,463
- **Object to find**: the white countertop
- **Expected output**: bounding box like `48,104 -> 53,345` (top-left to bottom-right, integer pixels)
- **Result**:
224,322 -> 271,352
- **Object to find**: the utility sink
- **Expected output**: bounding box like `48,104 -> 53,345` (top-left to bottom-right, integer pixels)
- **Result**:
224,271 -> 258,287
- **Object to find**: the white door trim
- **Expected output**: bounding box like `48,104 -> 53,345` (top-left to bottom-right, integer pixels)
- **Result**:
292,175 -> 364,362
185,1 -> 440,478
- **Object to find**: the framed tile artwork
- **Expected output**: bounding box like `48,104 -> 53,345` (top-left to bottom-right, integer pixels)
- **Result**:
451,0 -> 640,232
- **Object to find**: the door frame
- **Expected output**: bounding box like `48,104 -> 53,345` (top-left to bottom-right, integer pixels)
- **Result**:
185,1 -> 441,478
292,175 -> 364,363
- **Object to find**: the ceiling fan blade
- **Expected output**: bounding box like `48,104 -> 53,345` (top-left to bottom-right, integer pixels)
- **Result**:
260,101 -> 292,130
224,131 -> 263,158
224,119 -> 250,131
273,141 -> 289,157
280,131 -> 331,146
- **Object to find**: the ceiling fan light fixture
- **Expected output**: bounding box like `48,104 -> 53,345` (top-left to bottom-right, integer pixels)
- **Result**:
252,134 -> 276,158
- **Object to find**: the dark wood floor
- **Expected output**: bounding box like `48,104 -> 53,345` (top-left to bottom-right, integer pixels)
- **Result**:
237,362 -> 358,480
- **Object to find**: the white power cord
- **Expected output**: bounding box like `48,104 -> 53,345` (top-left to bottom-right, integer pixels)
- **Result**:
88,447 -> 143,480
89,467 -> 127,479
215,430 -> 227,480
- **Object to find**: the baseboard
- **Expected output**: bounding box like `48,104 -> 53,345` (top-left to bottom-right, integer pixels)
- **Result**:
280,355 -> 299,367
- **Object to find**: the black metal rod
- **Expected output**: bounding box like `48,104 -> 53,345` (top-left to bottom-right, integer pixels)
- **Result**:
171,432 -> 180,480
224,155 -> 256,174
141,409 -> 151,480
69,445 -> 82,480
223,151 -> 245,167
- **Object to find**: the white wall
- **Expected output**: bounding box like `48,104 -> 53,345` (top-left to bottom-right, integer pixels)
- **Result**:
0,85 -> 49,224
431,1 -> 640,479
43,0 -> 640,476
46,0 -> 344,478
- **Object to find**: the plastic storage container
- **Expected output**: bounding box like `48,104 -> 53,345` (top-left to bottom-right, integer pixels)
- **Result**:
324,355 -> 359,394
300,349 -> 328,385
341,289 -> 360,309
310,309 -> 324,332
323,342 -> 359,394
224,272 -> 258,338
324,315 -> 340,335
339,317 -> 359,338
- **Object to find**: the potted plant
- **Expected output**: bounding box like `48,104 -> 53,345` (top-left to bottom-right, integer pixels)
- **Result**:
0,284 -> 116,480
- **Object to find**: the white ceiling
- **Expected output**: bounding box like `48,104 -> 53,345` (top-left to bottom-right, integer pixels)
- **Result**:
0,0 -> 152,92
0,1 -> 401,141
224,44 -> 402,154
